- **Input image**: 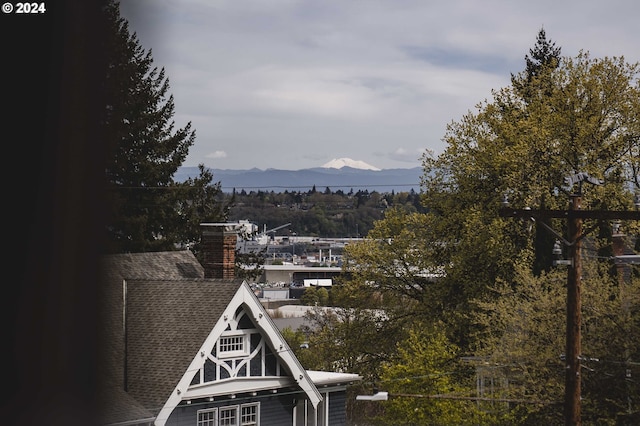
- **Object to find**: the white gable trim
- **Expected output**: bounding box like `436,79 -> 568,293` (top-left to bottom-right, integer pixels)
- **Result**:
154,282 -> 321,426
240,283 -> 323,406
185,376 -> 294,399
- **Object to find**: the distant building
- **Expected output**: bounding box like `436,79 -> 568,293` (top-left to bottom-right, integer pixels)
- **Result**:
258,264 -> 342,287
97,223 -> 361,426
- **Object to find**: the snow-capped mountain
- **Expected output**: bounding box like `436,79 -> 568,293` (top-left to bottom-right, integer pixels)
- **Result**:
321,158 -> 381,171
174,163 -> 422,193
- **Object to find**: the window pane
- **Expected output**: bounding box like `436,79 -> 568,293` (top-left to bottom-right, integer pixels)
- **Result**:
220,336 -> 244,353
241,403 -> 259,425
197,408 -> 218,426
219,406 -> 238,426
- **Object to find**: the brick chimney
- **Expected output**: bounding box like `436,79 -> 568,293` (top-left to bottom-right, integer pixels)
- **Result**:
200,223 -> 240,279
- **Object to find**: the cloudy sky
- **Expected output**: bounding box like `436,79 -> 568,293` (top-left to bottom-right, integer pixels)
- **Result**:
120,0 -> 639,171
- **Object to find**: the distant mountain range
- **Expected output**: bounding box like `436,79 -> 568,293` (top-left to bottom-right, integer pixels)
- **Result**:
174,164 -> 422,193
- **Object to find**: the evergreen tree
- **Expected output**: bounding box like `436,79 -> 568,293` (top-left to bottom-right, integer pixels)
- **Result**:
511,27 -> 562,98
103,1 -> 196,253
523,27 -> 562,80
170,164 -> 231,253
509,29 -> 562,274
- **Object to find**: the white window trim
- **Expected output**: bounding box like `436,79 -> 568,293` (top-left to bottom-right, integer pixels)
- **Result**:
198,402 -> 260,426
197,407 -> 218,426
219,404 -> 240,426
217,332 -> 250,359
241,402 -> 260,426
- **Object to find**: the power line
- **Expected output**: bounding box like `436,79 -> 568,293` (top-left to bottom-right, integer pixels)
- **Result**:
390,393 -> 559,405
107,184 -> 420,190
221,184 -> 420,190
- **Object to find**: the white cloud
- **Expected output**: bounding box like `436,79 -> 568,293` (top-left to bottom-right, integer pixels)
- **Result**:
122,0 -> 640,170
385,148 -> 428,164
206,151 -> 227,159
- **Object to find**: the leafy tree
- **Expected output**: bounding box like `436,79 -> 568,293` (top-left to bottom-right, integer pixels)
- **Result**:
470,258 -> 640,424
103,1 -> 226,253
415,49 -> 640,425
316,287 -> 329,306
299,287 -> 316,306
280,326 -> 308,353
374,322 -> 494,426
342,208 -> 453,319
299,286 -> 329,306
420,50 -> 640,344
297,305 -> 404,382
323,35 -> 640,425
470,264 -> 567,424
578,268 -> 640,423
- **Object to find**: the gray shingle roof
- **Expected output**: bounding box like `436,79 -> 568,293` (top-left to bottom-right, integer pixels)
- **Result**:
125,278 -> 242,411
98,250 -> 243,424
101,251 -> 205,280
97,383 -> 155,425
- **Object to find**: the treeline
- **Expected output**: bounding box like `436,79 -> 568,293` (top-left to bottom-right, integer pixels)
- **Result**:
223,187 -> 424,238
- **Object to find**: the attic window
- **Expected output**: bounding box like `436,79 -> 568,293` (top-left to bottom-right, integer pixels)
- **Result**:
218,333 -> 249,358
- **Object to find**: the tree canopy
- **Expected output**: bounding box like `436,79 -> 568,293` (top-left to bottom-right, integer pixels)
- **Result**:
102,1 -> 228,253
289,30 -> 640,425
420,48 -> 640,310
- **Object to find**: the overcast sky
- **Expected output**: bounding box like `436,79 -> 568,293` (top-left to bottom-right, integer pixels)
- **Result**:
119,0 -> 639,171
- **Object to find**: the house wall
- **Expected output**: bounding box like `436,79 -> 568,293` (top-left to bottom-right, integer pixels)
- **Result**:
326,391 -> 347,426
164,393 -> 299,426
164,390 -> 348,426
293,390 -> 349,426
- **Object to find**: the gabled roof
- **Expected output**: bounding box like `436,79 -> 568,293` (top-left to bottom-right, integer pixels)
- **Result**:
99,250 -> 209,390
101,250 -> 205,280
97,383 -> 155,426
99,250 -> 324,426
125,279 -> 243,411
154,282 -> 323,425
98,251 -> 242,424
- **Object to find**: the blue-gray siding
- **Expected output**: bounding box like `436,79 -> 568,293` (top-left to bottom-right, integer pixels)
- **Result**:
165,392 -> 301,426
327,391 -> 347,426
164,389 -> 349,425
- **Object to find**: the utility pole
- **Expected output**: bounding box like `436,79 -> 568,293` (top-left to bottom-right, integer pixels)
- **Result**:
499,176 -> 640,426
565,193 -> 582,425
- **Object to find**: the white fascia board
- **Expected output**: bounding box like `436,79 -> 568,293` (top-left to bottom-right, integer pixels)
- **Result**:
155,284 -> 252,425
154,282 -> 322,426
184,377 -> 295,399
306,370 -> 362,386
237,283 -> 323,408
